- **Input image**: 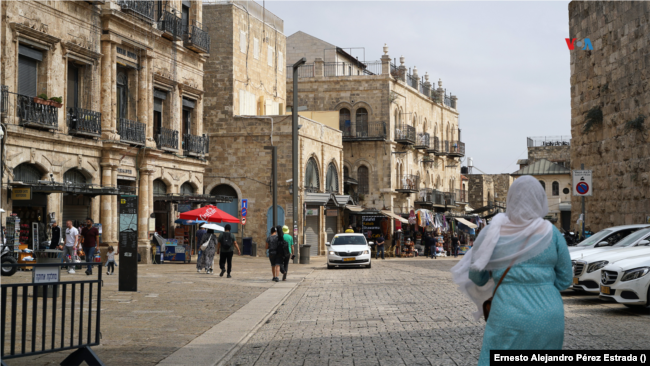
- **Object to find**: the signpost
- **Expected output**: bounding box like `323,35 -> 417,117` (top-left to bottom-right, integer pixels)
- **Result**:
573,166 -> 592,239
118,195 -> 138,292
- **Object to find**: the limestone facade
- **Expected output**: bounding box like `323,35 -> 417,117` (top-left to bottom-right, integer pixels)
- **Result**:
286,33 -> 464,220
2,0 -> 209,262
569,1 -> 650,230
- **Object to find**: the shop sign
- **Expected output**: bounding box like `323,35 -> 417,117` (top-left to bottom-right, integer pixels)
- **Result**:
305,208 -> 319,216
149,218 -> 156,232
326,209 -> 338,217
11,187 -> 32,200
33,267 -> 59,284
361,216 -> 384,241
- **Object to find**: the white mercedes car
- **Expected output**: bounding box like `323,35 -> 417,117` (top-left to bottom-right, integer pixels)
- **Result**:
569,224 -> 650,254
572,246 -> 650,293
326,234 -> 372,269
570,228 -> 650,261
599,255 -> 650,308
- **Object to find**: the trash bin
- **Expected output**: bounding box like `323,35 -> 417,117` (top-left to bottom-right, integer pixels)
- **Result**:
242,237 -> 253,255
299,245 -> 311,264
251,242 -> 257,257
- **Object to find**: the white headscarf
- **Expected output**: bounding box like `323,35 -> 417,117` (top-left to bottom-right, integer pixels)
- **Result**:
451,175 -> 554,320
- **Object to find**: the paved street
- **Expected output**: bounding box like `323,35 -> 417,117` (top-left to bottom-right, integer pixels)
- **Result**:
226,258 -> 650,366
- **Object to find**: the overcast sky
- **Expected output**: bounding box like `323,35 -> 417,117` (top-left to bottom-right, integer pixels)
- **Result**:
264,1 -> 572,174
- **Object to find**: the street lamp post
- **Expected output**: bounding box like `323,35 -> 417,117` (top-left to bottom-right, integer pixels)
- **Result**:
292,57 -> 306,264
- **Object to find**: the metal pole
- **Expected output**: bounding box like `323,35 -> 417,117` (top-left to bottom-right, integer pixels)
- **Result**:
581,163 -> 585,239
292,58 -> 306,264
264,146 -> 278,228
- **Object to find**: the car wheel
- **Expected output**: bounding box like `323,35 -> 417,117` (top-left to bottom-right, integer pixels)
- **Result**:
1,256 -> 18,276
327,263 -> 333,269
367,262 -> 371,269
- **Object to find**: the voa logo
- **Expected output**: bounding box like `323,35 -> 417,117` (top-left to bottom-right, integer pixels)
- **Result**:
566,38 -> 593,50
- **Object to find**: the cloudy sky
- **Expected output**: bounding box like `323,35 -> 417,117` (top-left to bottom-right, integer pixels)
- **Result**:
264,1 -> 572,174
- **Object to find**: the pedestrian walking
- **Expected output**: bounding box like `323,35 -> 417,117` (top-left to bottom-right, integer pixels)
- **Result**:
426,233 -> 437,259
273,225 -> 289,282
280,225 -> 294,281
197,229 -> 218,274
105,246 -> 117,275
375,235 -> 385,260
217,224 -> 240,278
450,176 -> 572,365
61,220 -> 79,274
50,221 -> 61,249
195,226 -> 207,263
80,218 -> 99,275
451,233 -> 460,257
266,227 -> 279,281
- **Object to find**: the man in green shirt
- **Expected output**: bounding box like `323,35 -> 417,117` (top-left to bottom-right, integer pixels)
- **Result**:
281,225 -> 294,281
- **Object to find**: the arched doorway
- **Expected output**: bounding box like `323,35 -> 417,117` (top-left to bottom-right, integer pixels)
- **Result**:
180,182 -> 194,194
153,179 -> 170,237
62,169 -> 91,226
266,206 -> 285,236
210,184 -> 239,234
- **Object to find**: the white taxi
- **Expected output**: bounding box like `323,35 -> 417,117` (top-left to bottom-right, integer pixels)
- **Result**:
326,234 -> 372,269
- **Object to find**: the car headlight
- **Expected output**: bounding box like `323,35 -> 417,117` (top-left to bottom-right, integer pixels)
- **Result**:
363,250 -> 369,255
328,251 -> 336,255
586,260 -> 609,273
621,267 -> 650,282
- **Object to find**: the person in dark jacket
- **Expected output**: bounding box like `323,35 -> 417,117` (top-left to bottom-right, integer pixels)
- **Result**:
451,233 -> 460,257
266,227 -> 279,281
50,221 -> 61,249
217,224 -> 240,278
425,232 -> 437,259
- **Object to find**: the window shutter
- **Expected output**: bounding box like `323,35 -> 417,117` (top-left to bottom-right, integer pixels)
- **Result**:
240,31 -> 246,53
18,56 -> 38,97
248,92 -> 256,115
239,90 -> 245,115
154,98 -> 163,113
278,51 -> 283,72
267,46 -> 273,66
254,38 -> 259,59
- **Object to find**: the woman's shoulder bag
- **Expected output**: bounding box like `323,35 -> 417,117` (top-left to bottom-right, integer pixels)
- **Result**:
482,266 -> 512,321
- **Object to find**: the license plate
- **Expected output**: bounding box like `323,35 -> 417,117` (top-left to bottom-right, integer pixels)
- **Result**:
343,257 -> 356,262
573,277 -> 579,285
601,285 -> 611,295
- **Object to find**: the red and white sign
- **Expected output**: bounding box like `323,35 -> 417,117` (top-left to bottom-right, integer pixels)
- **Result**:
241,217 -> 247,225
573,170 -> 593,197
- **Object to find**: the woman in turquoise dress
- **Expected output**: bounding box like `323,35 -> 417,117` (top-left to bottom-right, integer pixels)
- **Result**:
451,176 -> 573,365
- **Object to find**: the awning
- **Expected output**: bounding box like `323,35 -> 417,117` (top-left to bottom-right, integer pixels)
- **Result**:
344,177 -> 358,185
331,194 -> 355,207
304,192 -> 331,206
345,205 -> 364,212
380,210 -> 409,224
454,217 -> 478,229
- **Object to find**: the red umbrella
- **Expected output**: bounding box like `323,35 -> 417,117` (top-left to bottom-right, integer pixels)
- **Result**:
179,205 -> 240,224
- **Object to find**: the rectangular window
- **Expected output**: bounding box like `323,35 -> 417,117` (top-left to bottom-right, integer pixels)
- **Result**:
264,100 -> 279,115
238,90 -> 257,115
240,30 -> 246,53
267,45 -> 274,67
67,62 -> 79,109
278,51 -> 283,73
253,38 -> 259,59
18,46 -> 42,97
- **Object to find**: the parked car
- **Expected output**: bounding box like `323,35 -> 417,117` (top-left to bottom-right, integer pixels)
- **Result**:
568,224 -> 650,254
570,227 -> 650,261
326,234 -> 372,269
599,255 -> 650,308
572,246 -> 650,293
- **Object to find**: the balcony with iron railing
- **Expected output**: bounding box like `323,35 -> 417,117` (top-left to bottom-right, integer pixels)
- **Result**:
414,132 -> 430,150
447,140 -> 465,157
156,127 -> 179,152
444,191 -> 456,206
183,133 -> 209,157
427,136 -> 440,154
415,188 -> 434,204
116,0 -> 154,22
118,118 -> 146,146
16,94 -> 58,130
158,5 -> 183,40
455,189 -> 468,203
67,107 -> 101,138
286,64 -> 314,79
341,121 -> 387,141
395,174 -> 419,194
394,124 -> 416,145
183,20 -> 210,53
1,85 -> 8,114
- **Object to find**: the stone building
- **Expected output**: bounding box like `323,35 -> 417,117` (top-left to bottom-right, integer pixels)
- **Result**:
467,173 -> 511,218
518,136 -> 571,170
569,1 -> 650,230
1,0 -> 212,262
286,33 -> 466,231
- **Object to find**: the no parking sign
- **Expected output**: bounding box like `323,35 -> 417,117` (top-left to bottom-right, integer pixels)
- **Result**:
573,170 -> 593,196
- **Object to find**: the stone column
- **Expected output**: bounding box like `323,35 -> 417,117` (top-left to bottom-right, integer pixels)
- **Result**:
398,55 -> 407,83
175,87 -> 183,155
451,95 -> 458,110
100,41 -> 114,138
436,79 -> 444,105
100,164 -> 115,249
111,43 -> 117,132
138,169 -> 152,264
314,58 -> 324,77
148,173 -> 154,227
111,167 -> 118,245
412,66 -> 419,89
424,73 -> 432,98
196,96 -> 204,136
381,51 -> 390,76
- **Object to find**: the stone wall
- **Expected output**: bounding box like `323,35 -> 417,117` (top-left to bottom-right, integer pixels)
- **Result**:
286,31 -> 336,65
528,145 -> 571,167
569,1 -> 650,230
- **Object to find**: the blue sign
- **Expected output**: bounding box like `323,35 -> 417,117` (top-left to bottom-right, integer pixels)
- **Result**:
576,182 -> 589,195
241,199 -> 248,217
241,208 -> 247,217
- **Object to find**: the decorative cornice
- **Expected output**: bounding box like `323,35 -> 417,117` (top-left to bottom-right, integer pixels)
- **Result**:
10,22 -> 61,49
63,41 -> 102,64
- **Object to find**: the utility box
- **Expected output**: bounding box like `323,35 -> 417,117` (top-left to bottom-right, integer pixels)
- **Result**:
299,245 -> 311,264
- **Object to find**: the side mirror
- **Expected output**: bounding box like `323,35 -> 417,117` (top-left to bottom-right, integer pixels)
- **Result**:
638,240 -> 650,246
325,242 -> 330,246
595,241 -> 609,247
368,241 -> 374,245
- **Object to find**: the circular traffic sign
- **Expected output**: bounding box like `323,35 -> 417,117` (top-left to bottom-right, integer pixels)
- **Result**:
241,208 -> 247,217
576,182 -> 589,194
241,217 -> 246,225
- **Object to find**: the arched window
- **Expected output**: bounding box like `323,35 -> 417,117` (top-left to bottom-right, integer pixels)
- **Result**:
355,108 -> 368,135
539,180 -> 546,192
552,181 -> 559,196
64,169 -> 87,185
325,163 -> 339,193
13,164 -> 42,183
153,179 -> 167,195
339,108 -> 350,132
210,184 -> 239,234
357,166 -> 369,195
180,182 -> 194,195
305,158 -> 319,191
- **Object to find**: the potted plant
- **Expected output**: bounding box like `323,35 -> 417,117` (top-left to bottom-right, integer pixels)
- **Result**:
48,96 -> 63,108
33,93 -> 49,105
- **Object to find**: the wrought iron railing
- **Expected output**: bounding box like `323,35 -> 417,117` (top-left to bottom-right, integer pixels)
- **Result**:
118,185 -> 137,195
341,121 -> 386,141
1,85 -> 7,114
16,94 -> 58,130
183,20 -> 210,53
158,6 -> 183,39
428,136 -> 440,153
407,73 -> 418,89
444,91 -> 454,108
156,127 -> 178,151
67,107 -> 101,137
442,140 -> 450,154
456,189 -> 468,203
394,124 -> 416,144
286,64 -> 314,79
432,190 -> 445,205
444,191 -> 456,206
390,63 -> 402,79
421,82 -> 431,97
448,140 -> 465,156
416,188 -> 434,203
414,132 -> 430,149
362,61 -> 382,75
183,133 -> 209,157
396,174 -> 419,192
116,0 -> 154,21
118,118 -> 146,146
